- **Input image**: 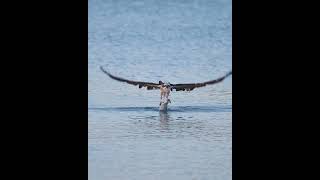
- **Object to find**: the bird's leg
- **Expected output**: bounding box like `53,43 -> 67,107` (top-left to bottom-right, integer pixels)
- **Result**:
162,91 -> 170,104
165,90 -> 170,99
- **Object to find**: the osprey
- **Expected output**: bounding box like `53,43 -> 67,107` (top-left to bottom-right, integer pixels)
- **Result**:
100,66 -> 232,111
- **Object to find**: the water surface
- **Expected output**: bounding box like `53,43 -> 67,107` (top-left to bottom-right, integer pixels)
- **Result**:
89,0 -> 232,179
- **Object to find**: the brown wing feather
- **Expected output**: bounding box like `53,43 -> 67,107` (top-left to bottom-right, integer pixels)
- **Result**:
171,71 -> 232,91
100,66 -> 160,90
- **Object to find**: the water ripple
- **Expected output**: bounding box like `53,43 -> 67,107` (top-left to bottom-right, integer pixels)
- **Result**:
88,105 -> 231,113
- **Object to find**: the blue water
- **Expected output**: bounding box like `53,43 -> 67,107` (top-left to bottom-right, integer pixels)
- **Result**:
89,0 -> 232,179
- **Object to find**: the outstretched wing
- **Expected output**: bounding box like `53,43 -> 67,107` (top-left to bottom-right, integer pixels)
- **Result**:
170,71 -> 232,91
100,66 -> 161,90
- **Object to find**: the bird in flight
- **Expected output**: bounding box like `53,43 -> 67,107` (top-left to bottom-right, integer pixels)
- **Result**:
100,66 -> 232,111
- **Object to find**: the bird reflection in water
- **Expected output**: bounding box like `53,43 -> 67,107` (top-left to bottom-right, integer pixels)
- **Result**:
159,111 -> 170,130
